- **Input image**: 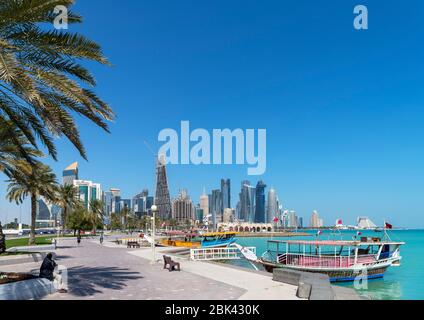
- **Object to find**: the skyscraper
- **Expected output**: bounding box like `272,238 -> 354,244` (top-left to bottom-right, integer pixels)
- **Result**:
220,179 -> 231,213
239,181 -> 255,222
310,210 -> 320,228
172,190 -> 195,224
62,162 -> 78,185
109,188 -> 121,213
199,188 -> 209,218
266,187 -> 278,224
254,181 -> 266,223
288,210 -> 298,228
210,189 -> 221,226
154,154 -> 172,220
133,189 -> 154,216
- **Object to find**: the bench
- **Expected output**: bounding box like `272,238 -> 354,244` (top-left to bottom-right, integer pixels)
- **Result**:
163,255 -> 181,272
127,241 -> 141,248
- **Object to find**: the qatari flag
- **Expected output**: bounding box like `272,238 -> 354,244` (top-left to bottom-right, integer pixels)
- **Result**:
385,222 -> 393,229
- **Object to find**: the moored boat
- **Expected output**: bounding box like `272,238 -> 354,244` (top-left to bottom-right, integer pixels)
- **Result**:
159,231 -> 238,249
258,236 -> 405,282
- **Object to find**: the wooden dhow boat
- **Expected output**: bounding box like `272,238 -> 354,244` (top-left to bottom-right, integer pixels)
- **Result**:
258,234 -> 404,282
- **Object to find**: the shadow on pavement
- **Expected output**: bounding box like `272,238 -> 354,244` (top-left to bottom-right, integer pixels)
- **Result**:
66,265 -> 143,297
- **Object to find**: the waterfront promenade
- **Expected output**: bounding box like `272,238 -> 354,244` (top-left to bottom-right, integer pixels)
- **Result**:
0,237 -> 300,300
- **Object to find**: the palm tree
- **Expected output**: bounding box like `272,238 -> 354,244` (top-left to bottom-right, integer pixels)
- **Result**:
0,0 -> 115,161
6,162 -> 58,245
0,120 -> 43,177
56,184 -> 79,233
120,206 -> 131,231
89,199 -> 104,234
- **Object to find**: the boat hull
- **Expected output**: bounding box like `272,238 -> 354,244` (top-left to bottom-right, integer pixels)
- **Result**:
260,260 -> 389,282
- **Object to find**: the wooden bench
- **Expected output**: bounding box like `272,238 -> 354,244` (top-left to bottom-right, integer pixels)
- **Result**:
163,255 -> 181,272
127,241 -> 141,248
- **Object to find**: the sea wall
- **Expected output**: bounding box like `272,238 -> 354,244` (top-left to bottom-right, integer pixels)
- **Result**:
272,268 -> 365,300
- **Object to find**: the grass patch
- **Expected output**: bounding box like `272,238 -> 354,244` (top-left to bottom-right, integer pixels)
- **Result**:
5,236 -> 53,249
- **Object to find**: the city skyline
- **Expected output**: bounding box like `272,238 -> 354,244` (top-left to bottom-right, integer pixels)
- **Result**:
1,1 -> 424,228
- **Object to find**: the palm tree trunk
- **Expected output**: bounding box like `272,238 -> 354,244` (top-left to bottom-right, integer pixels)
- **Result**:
62,206 -> 67,235
29,194 -> 37,245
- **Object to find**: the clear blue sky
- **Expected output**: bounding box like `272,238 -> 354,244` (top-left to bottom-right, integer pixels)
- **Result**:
1,0 -> 423,228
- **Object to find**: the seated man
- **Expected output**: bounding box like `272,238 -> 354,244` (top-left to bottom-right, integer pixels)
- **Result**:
39,253 -> 67,293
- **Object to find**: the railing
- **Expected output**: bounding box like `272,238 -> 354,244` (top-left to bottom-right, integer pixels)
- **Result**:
190,247 -> 256,261
277,253 -> 377,269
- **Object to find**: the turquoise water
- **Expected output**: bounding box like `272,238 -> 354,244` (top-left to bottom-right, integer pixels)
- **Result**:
232,229 -> 424,300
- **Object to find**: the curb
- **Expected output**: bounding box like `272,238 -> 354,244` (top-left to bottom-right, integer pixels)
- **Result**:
0,253 -> 47,266
0,278 -> 57,300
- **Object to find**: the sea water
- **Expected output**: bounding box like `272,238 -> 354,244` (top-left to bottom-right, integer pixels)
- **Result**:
231,229 -> 424,300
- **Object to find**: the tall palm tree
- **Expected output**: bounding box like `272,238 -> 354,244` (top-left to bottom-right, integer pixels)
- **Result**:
56,184 -> 79,233
0,0 -> 115,161
89,199 -> 104,234
6,162 -> 58,245
120,206 -> 131,231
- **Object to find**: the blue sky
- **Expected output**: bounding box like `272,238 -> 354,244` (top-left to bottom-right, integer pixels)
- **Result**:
1,0 -> 424,228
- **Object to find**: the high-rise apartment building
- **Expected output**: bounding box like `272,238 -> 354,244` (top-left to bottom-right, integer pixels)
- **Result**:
172,190 -> 195,224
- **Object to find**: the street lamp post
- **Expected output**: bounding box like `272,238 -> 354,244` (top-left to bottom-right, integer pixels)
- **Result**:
150,205 -> 157,264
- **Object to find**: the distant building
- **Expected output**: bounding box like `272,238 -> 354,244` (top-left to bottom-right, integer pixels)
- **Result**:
199,188 -> 209,218
155,154 -> 172,220
356,217 -> 377,229
110,188 -> 121,213
73,180 -> 102,209
310,210 -> 320,228
210,189 -> 222,226
254,181 -> 266,223
288,210 -> 298,228
133,190 -> 154,217
239,181 -> 255,222
218,222 -> 273,233
298,217 -> 303,228
221,179 -> 231,213
266,187 -> 279,224
36,199 -> 61,228
172,190 -> 195,224
223,208 -> 235,223
195,207 -> 204,222
62,162 -> 78,185
103,191 -> 113,217
120,199 -> 131,211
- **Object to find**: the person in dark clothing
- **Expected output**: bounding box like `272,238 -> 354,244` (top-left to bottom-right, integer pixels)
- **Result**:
39,253 -> 67,293
39,253 -> 57,281
77,235 -> 81,245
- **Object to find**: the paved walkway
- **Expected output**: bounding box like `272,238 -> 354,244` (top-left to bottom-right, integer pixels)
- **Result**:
0,236 -> 300,300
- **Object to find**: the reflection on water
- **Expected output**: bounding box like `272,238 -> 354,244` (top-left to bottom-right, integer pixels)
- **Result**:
337,278 -> 402,300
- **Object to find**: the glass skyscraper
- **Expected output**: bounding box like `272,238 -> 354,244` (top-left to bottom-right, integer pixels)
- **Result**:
254,181 -> 267,223
239,181 -> 255,222
62,162 -> 78,185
